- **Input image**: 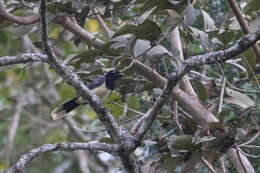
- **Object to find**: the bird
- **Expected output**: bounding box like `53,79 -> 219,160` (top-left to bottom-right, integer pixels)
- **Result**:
51,69 -> 124,120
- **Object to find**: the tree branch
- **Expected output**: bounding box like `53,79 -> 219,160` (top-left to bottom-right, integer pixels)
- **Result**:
0,0 -> 39,25
54,16 -> 105,48
4,142 -> 120,173
186,29 -> 260,66
131,64 -> 190,141
0,54 -> 48,66
227,0 -> 260,61
39,0 -> 121,142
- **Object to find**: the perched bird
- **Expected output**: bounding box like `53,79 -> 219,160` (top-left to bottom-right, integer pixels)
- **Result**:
51,70 -> 124,120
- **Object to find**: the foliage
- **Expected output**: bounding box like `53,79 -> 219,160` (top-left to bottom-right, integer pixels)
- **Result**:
0,0 -> 259,173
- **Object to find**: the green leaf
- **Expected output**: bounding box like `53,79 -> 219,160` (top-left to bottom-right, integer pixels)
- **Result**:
183,1 -> 196,27
164,10 -> 183,28
99,137 -> 114,144
112,20 -> 161,42
192,80 -> 208,103
136,6 -> 157,24
68,49 -> 103,65
44,129 -> 67,143
224,87 -> 255,109
183,117 -> 198,135
201,10 -> 216,32
163,156 -> 183,173
104,92 -> 124,120
171,135 -> 198,151
126,96 -> 140,117
243,0 -> 260,15
189,27 -> 209,46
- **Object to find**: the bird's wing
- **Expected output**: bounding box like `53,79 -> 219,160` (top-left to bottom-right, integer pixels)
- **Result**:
87,75 -> 105,90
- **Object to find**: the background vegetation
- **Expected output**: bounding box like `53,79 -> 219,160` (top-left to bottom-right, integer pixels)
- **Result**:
0,0 -> 259,172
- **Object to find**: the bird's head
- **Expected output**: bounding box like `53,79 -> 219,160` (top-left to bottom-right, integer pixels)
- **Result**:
105,70 -> 124,90
105,70 -> 124,80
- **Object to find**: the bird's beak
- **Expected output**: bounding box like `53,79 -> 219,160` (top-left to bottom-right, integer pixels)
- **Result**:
117,72 -> 125,77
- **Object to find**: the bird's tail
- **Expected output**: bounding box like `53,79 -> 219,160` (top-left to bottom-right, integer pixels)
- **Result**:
51,97 -> 80,120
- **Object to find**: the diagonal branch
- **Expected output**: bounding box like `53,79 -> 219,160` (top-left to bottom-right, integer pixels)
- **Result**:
0,0 -> 39,25
39,0 -> 121,141
4,142 -> 120,173
131,64 -> 190,141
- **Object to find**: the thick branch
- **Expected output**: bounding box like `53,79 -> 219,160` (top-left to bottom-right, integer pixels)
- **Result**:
0,54 -> 48,66
39,0 -> 121,142
171,26 -> 196,96
4,142 -> 120,173
0,0 -> 39,25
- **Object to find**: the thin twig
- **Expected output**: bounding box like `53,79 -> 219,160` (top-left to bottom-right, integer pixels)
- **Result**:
235,145 -> 248,173
239,131 -> 260,147
201,156 -> 217,173
237,147 -> 260,158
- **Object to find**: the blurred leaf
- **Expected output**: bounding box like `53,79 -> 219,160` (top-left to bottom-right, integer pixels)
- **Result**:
183,117 -> 198,135
181,152 -> 201,172
112,20 -> 161,42
224,88 -> 255,109
0,16 -> 12,28
171,135 -> 198,151
49,26 -> 63,39
163,156 -> 183,173
164,10 -> 183,28
228,17 -> 241,31
126,96 -> 140,117
193,136 -> 216,145
12,25 -> 34,39
189,27 -> 209,46
136,6 -> 157,24
249,15 -> 260,32
201,10 -> 216,32
242,48 -> 256,73
139,0 -> 180,15
104,92 -> 124,120
183,1 -> 196,27
99,137 -> 114,144
68,49 -> 103,65
89,110 -> 97,120
192,80 -> 208,103
87,19 -> 99,33
0,162 -> 8,171
47,2 -> 78,15
244,0 -> 260,15
218,111 -> 229,126
44,129 -> 67,143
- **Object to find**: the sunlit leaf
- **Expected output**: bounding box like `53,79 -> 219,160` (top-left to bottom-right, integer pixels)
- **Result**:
104,92 -> 124,120
183,1 -> 196,27
87,19 -> 99,33
201,10 -> 216,32
224,87 -> 255,109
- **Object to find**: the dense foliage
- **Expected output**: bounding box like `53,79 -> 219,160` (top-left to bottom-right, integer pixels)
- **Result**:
0,0 -> 259,173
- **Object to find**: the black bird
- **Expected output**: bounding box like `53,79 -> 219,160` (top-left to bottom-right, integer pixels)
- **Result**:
51,70 -> 124,120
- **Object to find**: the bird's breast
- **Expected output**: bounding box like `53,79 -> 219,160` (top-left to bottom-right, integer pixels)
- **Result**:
76,83 -> 111,104
92,82 -> 111,100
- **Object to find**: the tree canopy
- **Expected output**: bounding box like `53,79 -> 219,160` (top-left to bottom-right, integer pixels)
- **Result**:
0,0 -> 259,173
